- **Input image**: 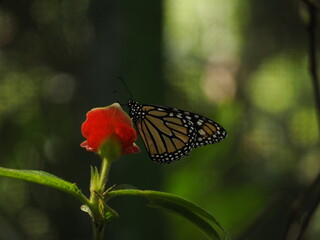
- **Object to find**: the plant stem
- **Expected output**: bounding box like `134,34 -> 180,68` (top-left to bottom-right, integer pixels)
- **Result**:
99,157 -> 111,190
90,157 -> 113,240
93,221 -> 105,240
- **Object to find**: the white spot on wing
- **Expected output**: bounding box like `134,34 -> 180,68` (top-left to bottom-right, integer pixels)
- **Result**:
198,129 -> 206,136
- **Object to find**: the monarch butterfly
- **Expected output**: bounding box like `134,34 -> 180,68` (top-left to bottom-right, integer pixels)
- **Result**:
127,99 -> 227,164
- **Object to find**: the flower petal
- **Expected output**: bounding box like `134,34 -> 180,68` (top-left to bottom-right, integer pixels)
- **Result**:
80,103 -> 140,158
125,143 -> 140,154
80,140 -> 94,152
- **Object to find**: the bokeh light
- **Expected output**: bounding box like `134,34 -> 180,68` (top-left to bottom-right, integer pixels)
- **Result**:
42,73 -> 76,104
289,107 -> 319,147
249,55 -> 299,114
0,10 -> 16,47
0,72 -> 37,119
18,207 -> 51,239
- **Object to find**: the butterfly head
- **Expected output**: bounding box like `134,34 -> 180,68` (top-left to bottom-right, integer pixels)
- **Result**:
127,99 -> 143,121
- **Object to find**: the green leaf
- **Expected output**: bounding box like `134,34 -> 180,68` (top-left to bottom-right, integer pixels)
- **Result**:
112,184 -> 138,190
107,189 -> 229,240
0,166 -> 88,204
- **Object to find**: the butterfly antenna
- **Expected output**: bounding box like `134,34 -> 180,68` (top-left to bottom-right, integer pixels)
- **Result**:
118,77 -> 134,99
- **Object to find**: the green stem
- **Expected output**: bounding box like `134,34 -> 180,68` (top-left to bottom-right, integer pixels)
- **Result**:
90,157 -> 114,240
93,221 -> 105,240
99,157 -> 111,190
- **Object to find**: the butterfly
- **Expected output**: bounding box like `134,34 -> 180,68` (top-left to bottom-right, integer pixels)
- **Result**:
127,99 -> 227,164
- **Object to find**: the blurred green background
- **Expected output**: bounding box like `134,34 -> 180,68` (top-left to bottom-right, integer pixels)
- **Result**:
0,0 -> 319,239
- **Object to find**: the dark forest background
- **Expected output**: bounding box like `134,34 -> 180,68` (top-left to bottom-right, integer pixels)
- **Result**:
0,0 -> 319,240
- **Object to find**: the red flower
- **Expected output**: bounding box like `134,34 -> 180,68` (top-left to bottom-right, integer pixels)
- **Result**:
80,103 -> 140,158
